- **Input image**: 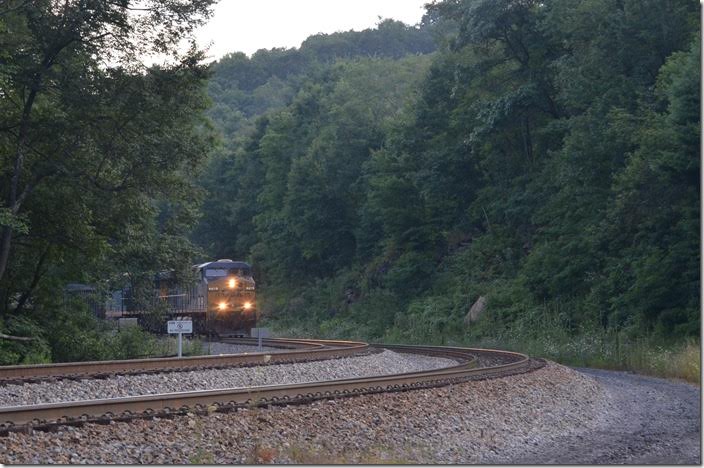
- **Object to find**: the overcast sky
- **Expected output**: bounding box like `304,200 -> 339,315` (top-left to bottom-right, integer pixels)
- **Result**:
195,0 -> 430,60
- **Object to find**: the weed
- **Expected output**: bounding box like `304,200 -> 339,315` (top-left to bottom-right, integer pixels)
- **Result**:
185,415 -> 215,464
188,447 -> 214,465
284,443 -> 414,464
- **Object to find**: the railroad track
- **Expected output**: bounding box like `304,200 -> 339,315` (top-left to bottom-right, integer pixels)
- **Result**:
0,341 -> 541,434
0,338 -> 369,384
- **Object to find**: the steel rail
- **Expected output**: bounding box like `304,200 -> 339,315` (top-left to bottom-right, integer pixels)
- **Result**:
0,338 -> 369,383
0,345 -> 537,432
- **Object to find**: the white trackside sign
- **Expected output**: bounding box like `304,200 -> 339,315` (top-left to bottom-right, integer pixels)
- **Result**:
168,320 -> 192,358
167,320 -> 193,334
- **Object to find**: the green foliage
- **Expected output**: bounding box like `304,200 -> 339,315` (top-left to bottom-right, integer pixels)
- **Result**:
0,208 -> 28,235
0,0 -> 217,361
43,305 -> 166,363
0,316 -> 51,365
0,297 -> 175,365
200,53 -> 433,283
206,0 -> 700,360
204,19 -> 436,147
4,2 -> 695,364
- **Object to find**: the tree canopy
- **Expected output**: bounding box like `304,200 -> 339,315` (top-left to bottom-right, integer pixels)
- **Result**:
198,0 -> 700,343
0,0 -> 698,363
0,0 -> 216,360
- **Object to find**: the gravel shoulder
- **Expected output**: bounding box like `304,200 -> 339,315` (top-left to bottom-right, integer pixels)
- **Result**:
501,367 -> 701,464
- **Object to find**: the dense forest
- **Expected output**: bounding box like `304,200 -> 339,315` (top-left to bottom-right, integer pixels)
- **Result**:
0,0 -> 699,370
198,0 -> 700,362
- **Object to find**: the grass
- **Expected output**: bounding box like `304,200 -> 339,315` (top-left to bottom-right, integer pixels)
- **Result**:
470,334 -> 700,384
158,335 -> 205,357
669,341 -> 700,382
269,319 -> 700,384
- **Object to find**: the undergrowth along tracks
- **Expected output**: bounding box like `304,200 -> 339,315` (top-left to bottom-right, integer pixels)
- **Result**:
0,340 -> 540,434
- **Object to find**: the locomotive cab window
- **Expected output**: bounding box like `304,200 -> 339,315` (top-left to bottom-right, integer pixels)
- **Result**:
205,269 -> 228,277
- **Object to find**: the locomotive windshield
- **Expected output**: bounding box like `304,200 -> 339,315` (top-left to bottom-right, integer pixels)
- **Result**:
204,267 -> 251,277
204,269 -> 228,277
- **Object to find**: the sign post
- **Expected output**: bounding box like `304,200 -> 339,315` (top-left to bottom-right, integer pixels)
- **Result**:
251,327 -> 270,351
167,320 -> 193,358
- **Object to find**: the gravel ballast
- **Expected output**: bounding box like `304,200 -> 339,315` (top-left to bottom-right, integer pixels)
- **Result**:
202,341 -> 280,355
499,368 -> 701,464
0,361 -> 698,464
0,361 -> 602,464
0,350 -> 456,407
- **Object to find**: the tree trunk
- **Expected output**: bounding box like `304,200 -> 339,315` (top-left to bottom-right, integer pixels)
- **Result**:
0,227 -> 12,283
13,245 -> 50,315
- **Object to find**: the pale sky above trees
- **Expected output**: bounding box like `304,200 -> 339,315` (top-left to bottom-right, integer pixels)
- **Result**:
195,0 -> 428,58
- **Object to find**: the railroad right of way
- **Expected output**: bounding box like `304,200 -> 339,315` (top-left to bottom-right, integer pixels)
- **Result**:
0,342 -> 540,433
0,360 -> 615,464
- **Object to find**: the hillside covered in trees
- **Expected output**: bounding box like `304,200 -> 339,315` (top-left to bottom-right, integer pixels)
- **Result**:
0,0 -> 699,371
197,0 -> 700,367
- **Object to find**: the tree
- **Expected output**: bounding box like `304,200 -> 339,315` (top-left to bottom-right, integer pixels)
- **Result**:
196,0 -> 700,345
0,0 -> 217,317
597,36 -> 700,334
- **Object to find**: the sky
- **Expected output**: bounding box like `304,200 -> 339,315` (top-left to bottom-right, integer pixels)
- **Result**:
195,0 -> 430,60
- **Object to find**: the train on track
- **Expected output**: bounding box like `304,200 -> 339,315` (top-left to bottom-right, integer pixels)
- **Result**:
68,259 -> 257,337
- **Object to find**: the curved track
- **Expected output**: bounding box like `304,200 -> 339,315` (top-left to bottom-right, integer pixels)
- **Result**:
0,338 -> 368,384
0,340 -> 539,433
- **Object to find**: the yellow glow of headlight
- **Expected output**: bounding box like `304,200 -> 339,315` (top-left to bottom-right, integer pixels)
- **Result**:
218,301 -> 227,311
228,278 -> 236,289
243,301 -> 252,310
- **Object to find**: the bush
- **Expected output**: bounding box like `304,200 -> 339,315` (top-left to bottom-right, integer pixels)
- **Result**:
106,325 -> 166,360
0,316 -> 52,365
29,302 -> 173,363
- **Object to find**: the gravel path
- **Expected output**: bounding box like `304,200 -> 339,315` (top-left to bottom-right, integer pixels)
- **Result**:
0,350 -> 455,407
496,368 -> 701,464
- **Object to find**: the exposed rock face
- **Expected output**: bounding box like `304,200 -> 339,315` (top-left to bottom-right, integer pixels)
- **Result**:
464,296 -> 487,325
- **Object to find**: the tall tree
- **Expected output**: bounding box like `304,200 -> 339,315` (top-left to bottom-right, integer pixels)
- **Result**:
0,0 -> 216,315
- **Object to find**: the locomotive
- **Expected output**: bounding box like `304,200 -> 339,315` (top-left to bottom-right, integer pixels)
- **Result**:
104,259 -> 257,337
193,259 -> 257,336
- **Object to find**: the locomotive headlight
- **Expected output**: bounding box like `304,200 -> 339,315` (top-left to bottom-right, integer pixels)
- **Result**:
228,278 -> 236,289
218,301 -> 227,311
243,301 -> 252,310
